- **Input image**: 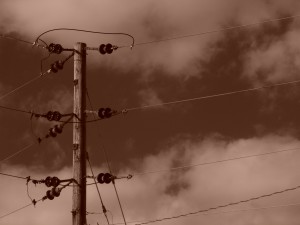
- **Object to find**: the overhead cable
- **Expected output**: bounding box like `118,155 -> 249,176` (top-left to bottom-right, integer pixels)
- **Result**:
0,172 -> 27,180
86,90 -> 128,225
109,202 -> 300,225
131,146 -> 300,176
0,51 -> 74,102
0,197 -> 45,220
0,104 -> 33,115
0,34 -> 46,49
123,79 -> 300,112
123,14 -> 300,48
86,153 -> 111,225
0,143 -> 36,164
35,28 -> 135,49
133,184 -> 300,225
0,131 -> 53,164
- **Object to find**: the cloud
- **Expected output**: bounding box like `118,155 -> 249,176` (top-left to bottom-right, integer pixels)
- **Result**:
4,0 -> 299,79
1,133 -> 300,225
243,23 -> 300,84
138,88 -> 163,108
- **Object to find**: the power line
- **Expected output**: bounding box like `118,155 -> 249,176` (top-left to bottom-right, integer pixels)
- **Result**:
131,146 -> 300,176
86,89 -> 128,225
109,202 -> 300,225
124,79 -> 300,112
0,34 -> 46,49
0,197 -> 44,220
0,172 -> 27,180
125,14 -> 300,48
0,70 -> 53,102
35,28 -> 135,48
0,34 -> 33,45
86,154 -> 111,225
0,50 -> 74,103
133,184 -> 300,225
0,143 -> 35,164
0,104 -> 33,115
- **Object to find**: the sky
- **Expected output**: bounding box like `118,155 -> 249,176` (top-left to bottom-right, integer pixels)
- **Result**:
1,0 -> 300,225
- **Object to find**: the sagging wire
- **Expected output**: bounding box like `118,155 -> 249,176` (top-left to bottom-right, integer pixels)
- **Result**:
34,28 -> 135,49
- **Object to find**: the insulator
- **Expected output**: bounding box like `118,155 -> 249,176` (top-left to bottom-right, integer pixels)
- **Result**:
98,108 -> 112,119
50,63 -> 58,73
105,43 -> 113,54
46,111 -> 54,121
54,125 -> 63,134
99,43 -> 114,55
46,187 -> 61,200
98,108 -> 106,119
46,190 -> 55,200
48,43 -> 56,53
97,173 -> 105,184
54,44 -> 63,54
99,44 -> 106,54
53,111 -> 62,121
51,187 -> 61,197
45,176 -> 52,187
49,128 -> 57,137
51,176 -> 60,187
53,61 -> 64,70
104,108 -> 112,118
103,173 -> 113,184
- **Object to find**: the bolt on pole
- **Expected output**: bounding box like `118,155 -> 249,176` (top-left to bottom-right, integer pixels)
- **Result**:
72,42 -> 87,225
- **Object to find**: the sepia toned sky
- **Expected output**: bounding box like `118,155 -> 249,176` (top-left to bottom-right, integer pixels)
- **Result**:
1,0 -> 300,224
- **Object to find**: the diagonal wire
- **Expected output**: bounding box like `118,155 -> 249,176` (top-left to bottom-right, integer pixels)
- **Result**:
0,70 -> 53,102
124,79 -> 300,112
0,197 -> 45,220
127,14 -> 300,48
86,155 -> 111,225
134,185 -> 300,225
86,89 -> 128,225
0,33 -> 47,49
109,202 -> 300,225
0,75 -> 42,102
0,104 -> 33,114
131,146 -> 300,176
0,172 -> 27,180
0,143 -> 36,164
0,51 -> 74,103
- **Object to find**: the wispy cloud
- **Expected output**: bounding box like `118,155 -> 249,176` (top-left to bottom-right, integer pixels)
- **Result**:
1,133 -> 300,224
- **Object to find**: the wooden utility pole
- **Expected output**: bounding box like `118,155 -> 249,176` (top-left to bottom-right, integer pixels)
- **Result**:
72,42 -> 87,225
